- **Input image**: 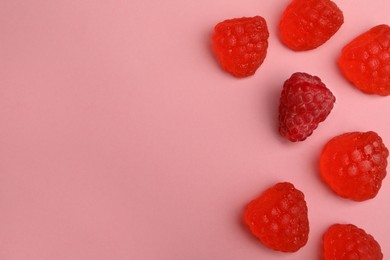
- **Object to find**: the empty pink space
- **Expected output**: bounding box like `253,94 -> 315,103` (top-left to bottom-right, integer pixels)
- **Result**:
1,0 -> 389,259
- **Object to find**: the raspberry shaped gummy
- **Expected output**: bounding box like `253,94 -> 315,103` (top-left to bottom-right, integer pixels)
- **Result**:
244,182 -> 309,252
212,16 -> 269,77
323,224 -> 383,260
320,131 -> 389,201
278,72 -> 336,142
338,24 -> 390,95
279,0 -> 344,51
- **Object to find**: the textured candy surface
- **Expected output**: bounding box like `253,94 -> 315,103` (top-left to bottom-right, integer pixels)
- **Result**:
244,182 -> 309,252
338,24 -> 390,95
323,224 -> 383,260
279,0 -> 344,51
278,72 -> 335,142
320,131 -> 389,201
212,16 -> 269,77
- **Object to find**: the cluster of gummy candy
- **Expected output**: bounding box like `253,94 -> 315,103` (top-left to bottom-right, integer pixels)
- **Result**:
211,0 -> 390,258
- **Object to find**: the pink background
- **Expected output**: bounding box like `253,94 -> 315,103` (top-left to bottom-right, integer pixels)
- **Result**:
1,0 -> 390,259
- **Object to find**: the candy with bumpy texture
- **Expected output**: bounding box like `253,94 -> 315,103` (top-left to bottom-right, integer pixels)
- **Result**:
212,16 -> 269,77
323,224 -> 383,260
338,24 -> 390,95
244,182 -> 309,252
320,131 -> 389,201
279,0 -> 344,51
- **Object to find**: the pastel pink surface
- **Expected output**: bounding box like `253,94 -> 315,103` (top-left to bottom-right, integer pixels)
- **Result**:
1,0 -> 390,259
